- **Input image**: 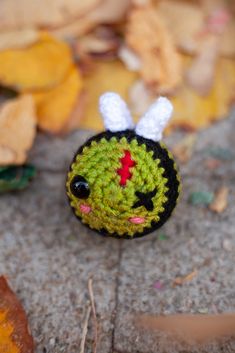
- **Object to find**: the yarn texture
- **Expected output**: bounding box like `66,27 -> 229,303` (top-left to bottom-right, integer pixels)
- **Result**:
66,130 -> 180,239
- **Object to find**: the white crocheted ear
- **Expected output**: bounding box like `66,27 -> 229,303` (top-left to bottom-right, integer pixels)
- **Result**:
99,92 -> 134,132
135,97 -> 173,142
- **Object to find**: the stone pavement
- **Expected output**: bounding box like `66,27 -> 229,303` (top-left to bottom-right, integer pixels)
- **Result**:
0,112 -> 235,353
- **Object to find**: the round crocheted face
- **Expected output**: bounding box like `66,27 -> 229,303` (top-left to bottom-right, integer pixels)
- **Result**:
66,92 -> 180,239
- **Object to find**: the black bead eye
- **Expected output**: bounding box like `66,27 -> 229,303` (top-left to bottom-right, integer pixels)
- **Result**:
70,175 -> 90,199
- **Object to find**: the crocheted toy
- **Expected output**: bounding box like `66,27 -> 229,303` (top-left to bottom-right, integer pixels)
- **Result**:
66,92 -> 180,239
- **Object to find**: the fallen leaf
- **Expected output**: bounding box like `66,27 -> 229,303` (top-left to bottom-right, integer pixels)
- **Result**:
209,186 -> 228,213
0,0 -> 100,29
170,55 -> 235,132
0,29 -> 39,51
0,33 -> 73,91
0,276 -> 34,353
173,270 -> 198,286
0,95 -> 36,165
220,21 -> 235,57
172,133 -> 197,163
128,79 -> 153,115
157,0 -> 204,55
33,65 -> 83,134
74,27 -> 121,59
135,313 -> 235,343
126,4 -> 182,94
0,85 -> 18,104
50,0 -> 131,39
189,191 -> 214,206
0,165 -> 36,193
201,4 -> 235,57
158,0 -> 235,58
185,7 -> 231,96
79,60 -> 137,131
129,54 -> 235,133
63,91 -> 87,133
118,46 -> 141,72
185,34 -> 220,96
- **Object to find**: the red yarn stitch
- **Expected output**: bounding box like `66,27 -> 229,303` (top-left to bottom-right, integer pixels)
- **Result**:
117,150 -> 136,186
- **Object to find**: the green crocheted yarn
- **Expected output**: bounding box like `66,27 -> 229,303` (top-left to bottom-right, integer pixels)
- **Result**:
66,131 -> 180,238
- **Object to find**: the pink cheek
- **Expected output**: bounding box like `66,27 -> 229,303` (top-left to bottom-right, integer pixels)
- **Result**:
80,204 -> 91,214
129,217 -> 145,224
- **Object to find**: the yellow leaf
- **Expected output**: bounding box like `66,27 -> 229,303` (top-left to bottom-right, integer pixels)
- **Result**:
0,95 -> 36,165
33,65 -> 83,133
0,33 -> 73,91
0,29 -> 39,51
50,0 -> 131,39
0,276 -> 34,353
0,0 -> 100,29
79,60 -> 137,131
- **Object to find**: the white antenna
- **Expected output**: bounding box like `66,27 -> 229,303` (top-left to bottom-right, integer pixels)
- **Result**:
135,97 -> 173,142
99,92 -> 134,132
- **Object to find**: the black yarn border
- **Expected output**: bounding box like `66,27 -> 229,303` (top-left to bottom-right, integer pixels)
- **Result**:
67,130 -> 180,239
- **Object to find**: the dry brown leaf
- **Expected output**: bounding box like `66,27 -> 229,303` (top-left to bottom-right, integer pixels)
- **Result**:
0,33 -> 73,91
0,95 -> 36,165
33,66 -> 83,134
209,186 -> 229,213
126,4 -> 182,94
74,27 -> 120,59
186,34 -> 220,95
172,134 -> 197,163
136,313 -> 235,343
79,60 -> 137,131
129,80 -> 152,115
0,276 -> 34,353
157,0 -> 204,55
0,0 -> 101,30
129,55 -> 235,133
63,91 -> 87,133
50,0 -> 131,39
173,270 -> 198,286
170,55 -> 235,132
158,0 -> 235,58
118,46 -> 141,72
0,29 -> 39,51
48,16 -> 95,40
220,21 -> 235,57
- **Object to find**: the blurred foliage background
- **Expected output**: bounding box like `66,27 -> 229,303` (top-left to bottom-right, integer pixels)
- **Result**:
0,0 -> 234,188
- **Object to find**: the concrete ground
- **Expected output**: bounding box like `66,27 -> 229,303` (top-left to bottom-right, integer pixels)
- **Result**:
0,112 -> 235,353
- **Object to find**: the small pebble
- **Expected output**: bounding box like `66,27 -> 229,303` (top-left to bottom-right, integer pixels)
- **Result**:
198,308 -> 209,314
49,338 -> 55,346
222,239 -> 232,252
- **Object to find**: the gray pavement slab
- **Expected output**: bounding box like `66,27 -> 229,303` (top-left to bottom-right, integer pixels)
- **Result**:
0,112 -> 235,353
